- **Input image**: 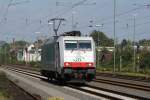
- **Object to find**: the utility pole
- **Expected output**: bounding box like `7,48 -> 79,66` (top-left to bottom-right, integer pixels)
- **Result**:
120,56 -> 122,71
49,18 -> 65,36
13,38 -> 16,64
113,0 -> 116,72
133,15 -> 136,72
4,45 -> 6,65
95,24 -> 103,68
137,44 -> 140,72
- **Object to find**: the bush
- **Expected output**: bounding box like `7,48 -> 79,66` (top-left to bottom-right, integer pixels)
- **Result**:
139,49 -> 150,72
28,61 -> 41,68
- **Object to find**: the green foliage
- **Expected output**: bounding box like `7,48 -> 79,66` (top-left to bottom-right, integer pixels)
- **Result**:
139,49 -> 150,71
96,37 -> 150,75
139,39 -> 150,46
17,61 -> 26,65
101,47 -> 109,53
15,41 -> 28,45
121,39 -> 128,49
0,43 -> 10,65
90,30 -> 114,46
28,61 -> 41,68
97,39 -> 134,71
0,73 -> 11,99
13,40 -> 28,48
122,45 -> 133,62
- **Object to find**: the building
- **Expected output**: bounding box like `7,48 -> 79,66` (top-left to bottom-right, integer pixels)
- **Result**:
17,44 -> 41,62
97,47 -> 114,52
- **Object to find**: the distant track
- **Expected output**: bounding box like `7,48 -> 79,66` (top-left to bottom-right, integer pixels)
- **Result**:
94,78 -> 150,92
96,72 -> 150,82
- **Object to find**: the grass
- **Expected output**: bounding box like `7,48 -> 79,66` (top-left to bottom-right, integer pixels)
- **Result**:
0,92 -> 9,100
0,72 -> 12,100
96,66 -> 150,78
48,97 -> 64,100
116,72 -> 150,78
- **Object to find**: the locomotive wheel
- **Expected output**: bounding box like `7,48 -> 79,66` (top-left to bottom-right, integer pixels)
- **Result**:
55,72 -> 59,80
48,76 -> 52,80
49,74 -> 53,81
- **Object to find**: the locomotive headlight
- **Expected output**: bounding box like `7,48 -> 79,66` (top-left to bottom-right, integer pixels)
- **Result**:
87,63 -> 93,67
66,63 -> 69,66
65,62 -> 71,67
88,63 -> 92,66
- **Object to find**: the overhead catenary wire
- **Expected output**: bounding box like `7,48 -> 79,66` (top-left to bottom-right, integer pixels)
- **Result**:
93,3 -> 150,25
0,0 -> 30,25
0,0 -> 6,18
78,3 -> 150,34
9,0 -> 30,6
1,0 -> 150,42
10,0 -> 92,35
8,1 -> 146,34
0,0 -> 13,24
38,1 -> 150,39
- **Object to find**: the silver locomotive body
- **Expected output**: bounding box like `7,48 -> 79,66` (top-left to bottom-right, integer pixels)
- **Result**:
41,33 -> 96,82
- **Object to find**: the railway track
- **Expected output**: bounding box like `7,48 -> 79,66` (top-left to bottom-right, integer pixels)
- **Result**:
5,66 -> 150,91
2,66 -> 141,100
10,65 -> 150,82
3,66 -> 150,98
94,78 -> 150,92
96,72 -> 150,82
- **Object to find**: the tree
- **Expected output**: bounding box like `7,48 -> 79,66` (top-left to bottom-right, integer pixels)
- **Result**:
121,45 -> 133,62
90,30 -> 114,46
121,39 -> 128,49
139,49 -> 150,72
10,40 -> 28,49
0,43 -> 10,64
139,39 -> 150,46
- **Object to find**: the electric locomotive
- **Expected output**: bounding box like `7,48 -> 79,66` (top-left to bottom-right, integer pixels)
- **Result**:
41,31 -> 96,82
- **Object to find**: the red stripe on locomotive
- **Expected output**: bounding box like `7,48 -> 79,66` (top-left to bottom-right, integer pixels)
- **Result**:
64,62 -> 94,68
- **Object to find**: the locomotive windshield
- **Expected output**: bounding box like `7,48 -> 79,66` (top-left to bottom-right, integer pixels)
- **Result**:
65,40 -> 91,50
65,40 -> 77,50
79,41 -> 91,50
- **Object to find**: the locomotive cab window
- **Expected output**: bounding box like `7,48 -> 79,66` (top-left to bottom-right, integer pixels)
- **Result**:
78,40 -> 91,50
65,40 -> 77,50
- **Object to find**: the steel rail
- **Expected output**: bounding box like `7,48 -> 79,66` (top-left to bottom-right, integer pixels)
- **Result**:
96,72 -> 150,82
4,66 -> 150,92
86,84 -> 150,100
94,78 -> 150,92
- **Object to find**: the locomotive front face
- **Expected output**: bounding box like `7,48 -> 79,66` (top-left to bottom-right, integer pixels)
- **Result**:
63,37 -> 96,81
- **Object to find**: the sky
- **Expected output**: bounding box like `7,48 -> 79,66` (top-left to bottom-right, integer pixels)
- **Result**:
0,0 -> 150,43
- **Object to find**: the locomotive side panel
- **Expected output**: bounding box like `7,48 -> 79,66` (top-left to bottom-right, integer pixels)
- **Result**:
59,37 -> 66,69
41,39 -> 63,79
41,42 -> 55,71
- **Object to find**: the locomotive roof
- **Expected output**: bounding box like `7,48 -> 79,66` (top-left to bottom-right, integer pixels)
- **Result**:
57,36 -> 93,41
44,36 -> 93,45
61,31 -> 81,36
